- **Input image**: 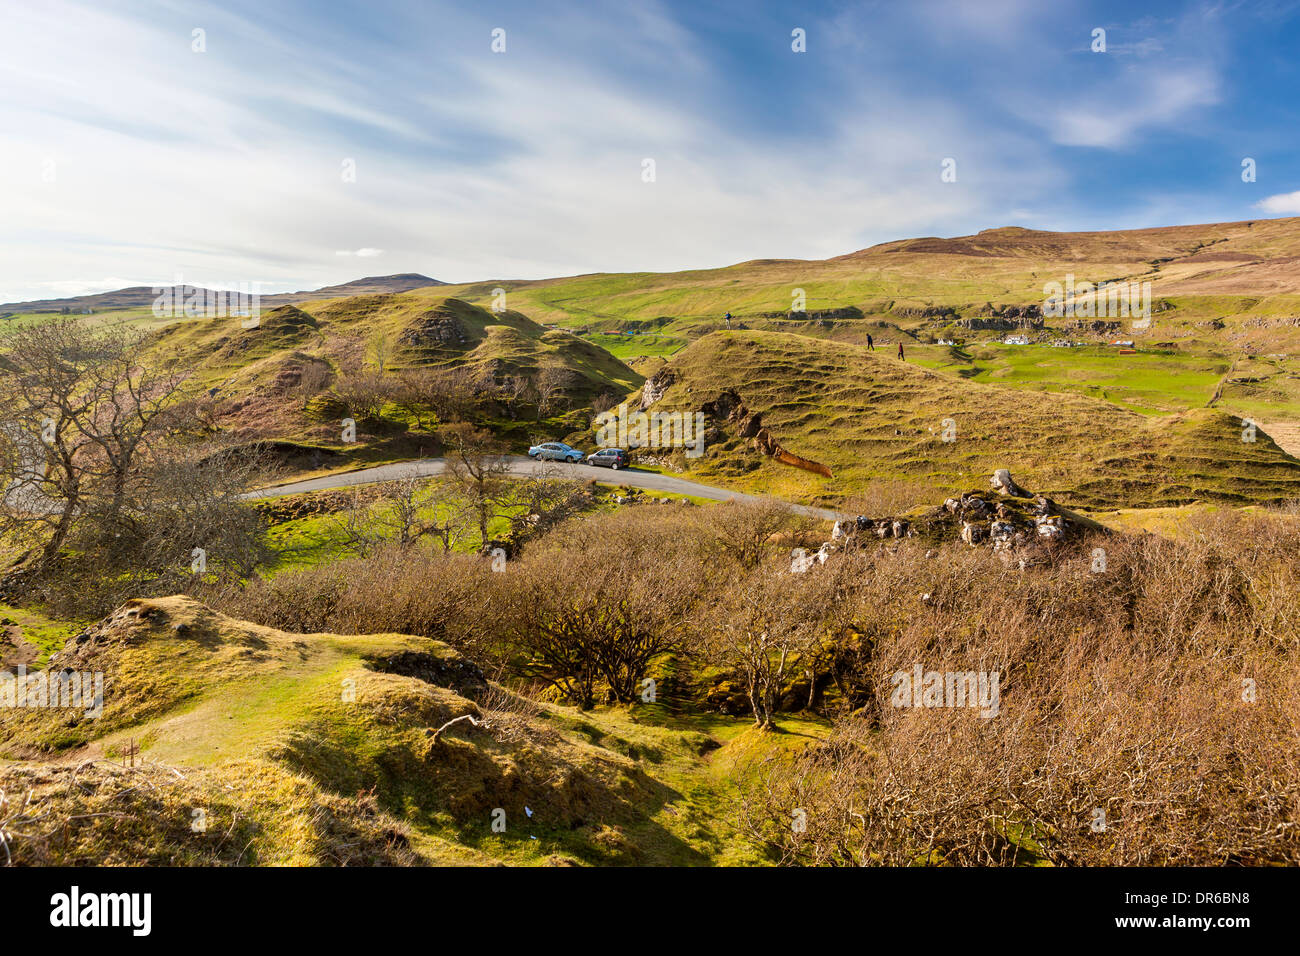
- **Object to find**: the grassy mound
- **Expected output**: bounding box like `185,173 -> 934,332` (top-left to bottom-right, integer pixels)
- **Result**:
641,330 -> 1300,510
0,596 -> 755,866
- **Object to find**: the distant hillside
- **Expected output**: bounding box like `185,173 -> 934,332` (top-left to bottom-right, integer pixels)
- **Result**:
300,273 -> 448,298
427,215 -> 1300,352
0,274 -> 446,313
632,330 -> 1300,510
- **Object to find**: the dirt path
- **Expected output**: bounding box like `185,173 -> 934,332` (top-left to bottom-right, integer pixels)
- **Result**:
1,622 -> 38,669
1261,421 -> 1300,459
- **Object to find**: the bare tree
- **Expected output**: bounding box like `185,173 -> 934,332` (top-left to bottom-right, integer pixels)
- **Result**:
535,364 -> 576,422
439,422 -> 514,549
498,540 -> 699,707
394,366 -> 476,431
367,329 -> 394,373
0,318 -> 190,569
293,359 -> 333,410
696,497 -> 812,570
334,368 -> 395,422
496,374 -> 535,422
709,560 -> 851,729
333,476 -> 472,555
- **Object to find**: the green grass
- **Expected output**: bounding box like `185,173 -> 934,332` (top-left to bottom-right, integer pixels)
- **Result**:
0,594 -> 806,866
585,331 -> 688,359
636,330 -> 1300,510
911,343 -> 1233,416
263,496 -> 518,574
0,603 -> 82,668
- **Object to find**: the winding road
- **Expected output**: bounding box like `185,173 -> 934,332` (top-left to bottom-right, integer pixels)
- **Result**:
244,455 -> 846,522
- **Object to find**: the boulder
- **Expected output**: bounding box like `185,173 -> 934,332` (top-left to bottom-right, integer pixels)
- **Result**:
990,469 -> 1030,498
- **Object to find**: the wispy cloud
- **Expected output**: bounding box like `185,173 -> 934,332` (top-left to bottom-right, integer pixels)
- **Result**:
1255,191 -> 1300,214
0,0 -> 1291,303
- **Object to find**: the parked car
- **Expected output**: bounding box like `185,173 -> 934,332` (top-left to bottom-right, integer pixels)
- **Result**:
527,441 -> 584,463
586,448 -> 629,470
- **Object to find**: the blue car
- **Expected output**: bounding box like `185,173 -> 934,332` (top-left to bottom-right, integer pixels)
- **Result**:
527,441 -> 584,463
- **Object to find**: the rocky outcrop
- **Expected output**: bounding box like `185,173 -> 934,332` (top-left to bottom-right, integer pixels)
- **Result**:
813,470 -> 1107,567
977,303 -> 1043,321
370,648 -> 488,697
1062,319 -> 1121,334
892,306 -> 959,320
990,468 -> 1030,498
756,306 -> 864,321
400,310 -> 469,350
700,389 -> 832,478
639,367 -> 676,410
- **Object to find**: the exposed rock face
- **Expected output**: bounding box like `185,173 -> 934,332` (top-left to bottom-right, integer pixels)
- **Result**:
811,471 -> 1105,567
371,649 -> 488,697
893,306 -> 958,320
956,316 -> 1019,331
978,303 -> 1043,321
832,516 -> 913,541
400,310 -> 469,349
755,306 -> 864,321
959,306 -> 1043,330
1063,319 -> 1121,334
639,367 -> 676,410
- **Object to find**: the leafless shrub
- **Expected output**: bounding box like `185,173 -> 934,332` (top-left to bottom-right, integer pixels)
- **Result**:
740,512 -> 1300,866
333,368 -> 396,421
693,497 -> 814,569
212,546 -> 500,660
393,366 -> 478,430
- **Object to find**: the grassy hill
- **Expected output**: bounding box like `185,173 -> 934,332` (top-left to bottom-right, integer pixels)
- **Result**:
631,330 -> 1300,510
142,296 -> 641,462
0,595 -> 779,866
14,215 -> 1300,501
154,296 -> 638,395
0,273 -> 446,314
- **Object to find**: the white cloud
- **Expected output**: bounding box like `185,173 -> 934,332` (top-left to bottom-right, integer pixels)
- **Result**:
1043,67 -> 1220,148
0,0 -> 1237,303
1255,192 -> 1300,215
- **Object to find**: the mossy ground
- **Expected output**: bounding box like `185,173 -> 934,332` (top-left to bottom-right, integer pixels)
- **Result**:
0,596 -> 818,866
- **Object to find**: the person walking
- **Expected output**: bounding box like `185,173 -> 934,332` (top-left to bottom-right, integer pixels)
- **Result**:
897,341 -> 905,360
866,333 -> 874,351
724,311 -> 732,330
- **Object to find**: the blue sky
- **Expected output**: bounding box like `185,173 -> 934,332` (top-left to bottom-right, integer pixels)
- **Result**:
2,0 -> 1299,302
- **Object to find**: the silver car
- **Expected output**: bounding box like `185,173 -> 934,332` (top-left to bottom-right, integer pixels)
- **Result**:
527,441 -> 584,463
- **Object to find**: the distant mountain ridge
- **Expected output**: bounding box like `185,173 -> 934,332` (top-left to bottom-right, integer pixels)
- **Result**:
0,273 -> 447,313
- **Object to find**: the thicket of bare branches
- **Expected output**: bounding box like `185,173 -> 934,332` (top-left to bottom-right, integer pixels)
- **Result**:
739,512 -> 1300,866
0,319 -> 273,614
202,494 -> 1300,865
493,515 -> 703,707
